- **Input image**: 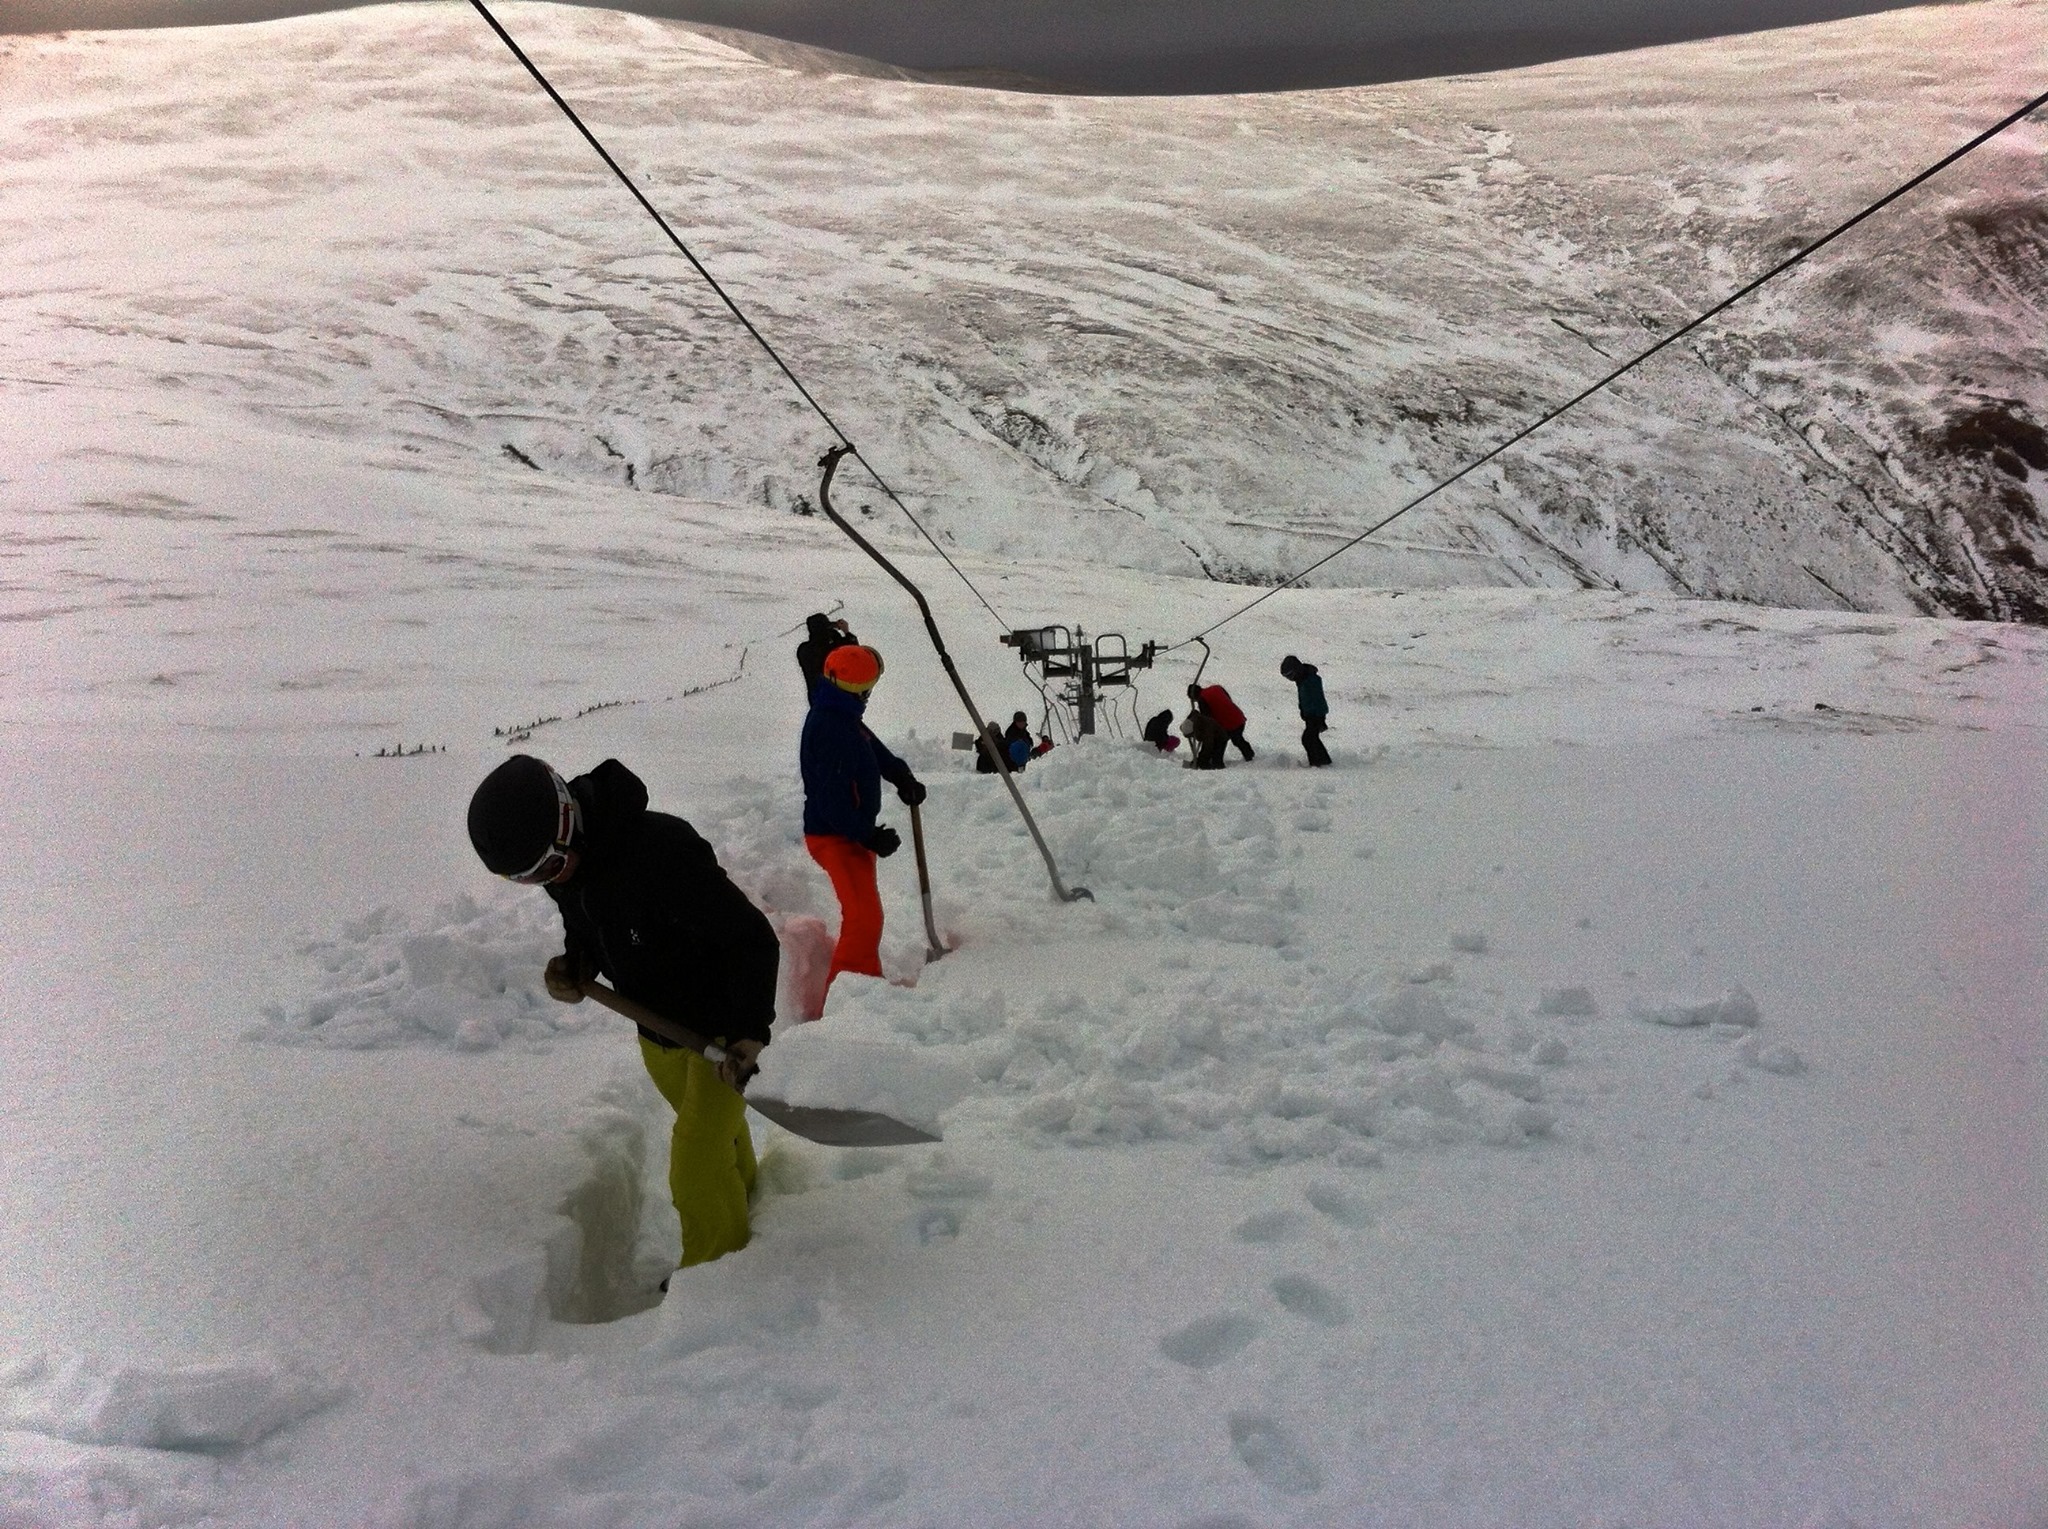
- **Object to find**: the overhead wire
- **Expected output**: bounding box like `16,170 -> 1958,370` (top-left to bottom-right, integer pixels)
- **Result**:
1168,85 -> 2048,650
466,0 -> 1011,630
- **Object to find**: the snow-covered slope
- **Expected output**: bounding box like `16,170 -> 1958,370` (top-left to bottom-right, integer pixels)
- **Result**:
1,6 -> 2045,1527
2,0 -> 2044,622
2,394 -> 2043,1523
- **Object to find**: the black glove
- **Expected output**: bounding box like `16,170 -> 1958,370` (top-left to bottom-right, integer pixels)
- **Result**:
865,824 -> 902,858
543,955 -> 586,1004
897,777 -> 927,807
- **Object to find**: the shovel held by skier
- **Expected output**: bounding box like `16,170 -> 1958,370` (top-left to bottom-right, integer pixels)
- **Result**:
576,980 -> 939,1148
908,801 -> 947,964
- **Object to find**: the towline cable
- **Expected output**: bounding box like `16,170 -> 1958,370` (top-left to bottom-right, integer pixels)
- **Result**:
466,0 -> 1009,630
1169,85 -> 2048,650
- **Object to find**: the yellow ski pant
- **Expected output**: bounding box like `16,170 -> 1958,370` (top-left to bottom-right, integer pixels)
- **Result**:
638,1038 -> 757,1268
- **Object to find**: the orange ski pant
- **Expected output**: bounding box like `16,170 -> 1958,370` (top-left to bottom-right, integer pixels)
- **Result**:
805,833 -> 884,996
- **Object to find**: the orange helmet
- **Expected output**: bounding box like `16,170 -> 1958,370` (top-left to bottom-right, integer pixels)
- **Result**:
823,644 -> 884,693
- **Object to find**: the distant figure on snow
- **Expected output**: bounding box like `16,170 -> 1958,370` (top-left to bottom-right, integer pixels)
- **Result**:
1003,711 -> 1053,770
1188,681 -> 1254,762
1141,709 -> 1181,753
800,644 -> 925,1013
796,612 -> 857,697
1279,654 -> 1332,767
467,754 -> 776,1272
1180,705 -> 1226,770
973,720 -> 1007,775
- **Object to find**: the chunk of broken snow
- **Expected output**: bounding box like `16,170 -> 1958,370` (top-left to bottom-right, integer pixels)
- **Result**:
1628,985 -> 1761,1029
0,1350 -> 339,1451
1535,986 -> 1598,1017
1449,931 -> 1488,954
1740,1034 -> 1807,1075
1367,985 -> 1474,1040
752,1023 -> 973,1135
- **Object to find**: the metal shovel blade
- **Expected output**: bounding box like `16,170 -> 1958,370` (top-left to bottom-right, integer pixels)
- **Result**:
743,1093 -> 941,1147
575,980 -> 942,1146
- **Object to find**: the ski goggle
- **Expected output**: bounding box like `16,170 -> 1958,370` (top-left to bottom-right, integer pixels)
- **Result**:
504,768 -> 579,884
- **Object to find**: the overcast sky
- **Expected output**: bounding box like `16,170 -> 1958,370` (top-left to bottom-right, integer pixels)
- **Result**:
8,0 -> 1931,91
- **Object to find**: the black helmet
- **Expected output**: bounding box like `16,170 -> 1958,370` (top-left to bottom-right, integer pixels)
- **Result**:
468,755 -> 577,882
1280,654 -> 1300,678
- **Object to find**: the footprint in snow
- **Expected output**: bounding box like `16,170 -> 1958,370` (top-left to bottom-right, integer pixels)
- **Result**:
1228,1411 -> 1324,1495
1158,1313 -> 1258,1369
834,1150 -> 895,1182
1304,1181 -> 1375,1229
1232,1209 -> 1302,1244
904,1160 -> 993,1200
1270,1275 -> 1351,1328
903,1156 -> 991,1244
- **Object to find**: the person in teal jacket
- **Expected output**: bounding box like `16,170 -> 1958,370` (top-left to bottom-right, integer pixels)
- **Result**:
1280,654 -> 1331,767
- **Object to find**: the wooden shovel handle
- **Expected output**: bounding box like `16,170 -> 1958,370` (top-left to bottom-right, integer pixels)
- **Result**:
576,979 -> 727,1065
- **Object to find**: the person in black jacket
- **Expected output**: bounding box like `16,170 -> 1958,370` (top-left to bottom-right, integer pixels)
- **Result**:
468,754 -> 778,1271
1002,711 -> 1034,770
795,612 -> 856,697
1280,654 -> 1332,767
973,721 -> 1006,774
1141,709 -> 1181,754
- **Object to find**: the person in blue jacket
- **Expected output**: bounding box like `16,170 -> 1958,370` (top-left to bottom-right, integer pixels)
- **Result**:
1280,654 -> 1332,767
800,644 -> 925,1010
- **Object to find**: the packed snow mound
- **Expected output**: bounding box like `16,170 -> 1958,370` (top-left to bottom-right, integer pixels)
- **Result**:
847,963 -> 1564,1159
752,1003 -> 975,1135
962,744 -> 1302,945
1628,983 -> 1763,1028
253,891 -> 587,1050
768,746 -> 1556,1158
256,739 -> 1823,1168
0,1350 -> 339,1452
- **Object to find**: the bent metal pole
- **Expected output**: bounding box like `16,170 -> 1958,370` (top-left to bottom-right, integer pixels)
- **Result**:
816,445 -> 1091,904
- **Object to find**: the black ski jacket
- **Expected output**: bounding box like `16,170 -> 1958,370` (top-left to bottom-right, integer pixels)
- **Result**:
796,615 -> 857,697
547,759 -> 778,1049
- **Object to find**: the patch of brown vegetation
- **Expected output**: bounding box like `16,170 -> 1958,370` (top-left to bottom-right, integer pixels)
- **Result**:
1932,400 -> 2048,479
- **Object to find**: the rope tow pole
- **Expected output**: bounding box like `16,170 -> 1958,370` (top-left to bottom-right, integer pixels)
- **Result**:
819,447 -> 1092,902
1169,85 -> 2048,651
466,1 -> 1090,902
465,0 -> 1007,630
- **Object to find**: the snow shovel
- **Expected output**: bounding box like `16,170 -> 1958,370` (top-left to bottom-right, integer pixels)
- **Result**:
907,801 -> 948,964
577,979 -> 940,1148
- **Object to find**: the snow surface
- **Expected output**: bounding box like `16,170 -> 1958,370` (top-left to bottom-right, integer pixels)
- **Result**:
1,3 -> 2045,1525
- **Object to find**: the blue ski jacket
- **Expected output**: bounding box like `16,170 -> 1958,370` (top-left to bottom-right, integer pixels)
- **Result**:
801,681 -> 914,840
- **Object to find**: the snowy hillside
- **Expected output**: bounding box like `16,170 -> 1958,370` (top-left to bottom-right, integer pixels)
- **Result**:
2,0 -> 2045,621
1,4 -> 2045,1527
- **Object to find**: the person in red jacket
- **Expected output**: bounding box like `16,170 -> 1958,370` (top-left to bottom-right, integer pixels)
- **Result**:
1188,682 -> 1255,763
